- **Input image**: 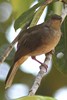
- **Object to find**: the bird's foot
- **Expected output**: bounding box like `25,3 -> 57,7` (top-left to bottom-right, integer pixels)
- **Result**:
31,56 -> 48,72
40,63 -> 48,72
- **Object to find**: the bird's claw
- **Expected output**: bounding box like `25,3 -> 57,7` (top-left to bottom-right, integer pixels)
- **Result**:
40,63 -> 48,72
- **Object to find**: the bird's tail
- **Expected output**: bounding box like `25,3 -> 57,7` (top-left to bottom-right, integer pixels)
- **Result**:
5,56 -> 28,89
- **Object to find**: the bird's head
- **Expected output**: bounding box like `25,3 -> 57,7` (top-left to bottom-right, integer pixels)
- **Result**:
50,14 -> 62,30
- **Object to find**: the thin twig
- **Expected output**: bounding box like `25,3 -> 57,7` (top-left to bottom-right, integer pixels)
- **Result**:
0,22 -> 30,63
0,36 -> 18,63
29,53 -> 52,96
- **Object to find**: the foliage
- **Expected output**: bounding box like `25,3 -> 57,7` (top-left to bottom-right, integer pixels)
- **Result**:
15,96 -> 56,100
53,16 -> 67,74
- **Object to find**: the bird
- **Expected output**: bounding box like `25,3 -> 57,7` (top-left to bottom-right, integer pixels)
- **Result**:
5,14 -> 62,89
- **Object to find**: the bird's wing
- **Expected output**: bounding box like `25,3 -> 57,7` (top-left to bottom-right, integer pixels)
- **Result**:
14,29 -> 43,63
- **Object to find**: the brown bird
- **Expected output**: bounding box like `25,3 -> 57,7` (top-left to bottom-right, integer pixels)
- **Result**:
5,14 -> 62,89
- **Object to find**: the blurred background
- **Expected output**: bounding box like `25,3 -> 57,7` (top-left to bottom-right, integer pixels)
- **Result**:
0,0 -> 67,100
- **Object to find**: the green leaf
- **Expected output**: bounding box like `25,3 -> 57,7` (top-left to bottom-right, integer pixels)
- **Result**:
53,16 -> 67,74
15,96 -> 56,100
45,1 -> 63,20
10,0 -> 34,18
14,0 -> 46,30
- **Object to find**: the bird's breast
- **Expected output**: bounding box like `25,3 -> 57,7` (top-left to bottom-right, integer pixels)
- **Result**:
29,29 -> 62,56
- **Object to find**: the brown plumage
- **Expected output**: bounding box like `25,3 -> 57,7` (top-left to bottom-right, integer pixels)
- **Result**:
5,14 -> 62,89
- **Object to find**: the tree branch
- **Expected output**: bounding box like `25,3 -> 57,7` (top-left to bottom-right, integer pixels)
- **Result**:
29,53 -> 52,96
0,22 -> 30,63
